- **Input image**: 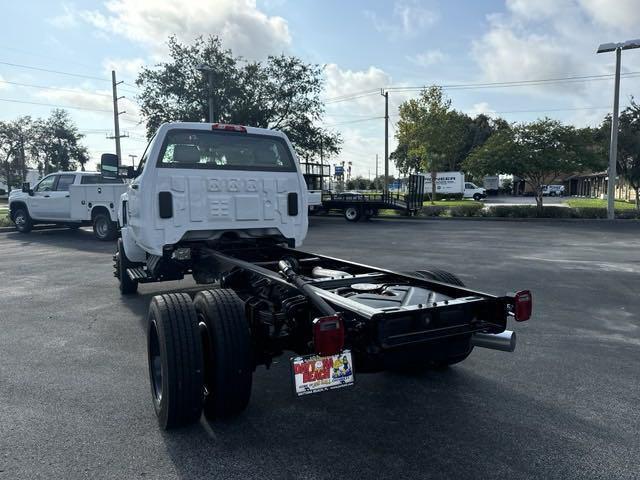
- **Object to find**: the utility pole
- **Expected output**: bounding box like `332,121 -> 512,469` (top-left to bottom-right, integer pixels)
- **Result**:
128,154 -> 138,167
381,90 -> 389,193
109,70 -> 128,162
375,153 -> 379,189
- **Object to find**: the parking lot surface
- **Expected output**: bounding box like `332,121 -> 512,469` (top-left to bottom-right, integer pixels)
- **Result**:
1,217 -> 639,479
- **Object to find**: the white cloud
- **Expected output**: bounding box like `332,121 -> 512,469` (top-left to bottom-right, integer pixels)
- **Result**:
366,0 -> 438,39
472,25 -> 583,91
80,0 -> 291,59
102,57 -> 146,81
406,49 -> 446,67
579,0 -> 640,31
467,102 -> 496,117
33,86 -> 140,123
48,3 -> 79,29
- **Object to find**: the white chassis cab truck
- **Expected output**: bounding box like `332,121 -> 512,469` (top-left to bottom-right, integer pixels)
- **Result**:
8,171 -> 126,240
104,122 -> 532,430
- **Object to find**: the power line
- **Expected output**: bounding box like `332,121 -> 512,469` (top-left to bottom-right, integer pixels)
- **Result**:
386,71 -> 640,92
0,79 -> 112,98
0,60 -> 110,82
322,116 -> 384,127
0,97 -> 113,112
0,60 -> 140,95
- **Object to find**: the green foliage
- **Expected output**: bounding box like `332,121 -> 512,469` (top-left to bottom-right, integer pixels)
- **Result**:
599,98 -> 640,209
136,35 -> 341,161
488,206 -> 572,218
448,203 -> 485,217
464,118 -> 605,209
0,111 -> 87,191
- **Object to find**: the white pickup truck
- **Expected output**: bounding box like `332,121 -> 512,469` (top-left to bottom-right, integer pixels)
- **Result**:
8,171 -> 126,240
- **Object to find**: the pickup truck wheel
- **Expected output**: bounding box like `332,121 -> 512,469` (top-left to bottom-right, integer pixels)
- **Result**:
13,208 -> 33,233
147,293 -> 204,430
93,213 -> 117,241
344,206 -> 361,222
193,289 -> 253,420
473,193 -> 482,201
114,239 -> 138,294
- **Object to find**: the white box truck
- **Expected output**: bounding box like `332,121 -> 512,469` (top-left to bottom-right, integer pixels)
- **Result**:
422,172 -> 486,201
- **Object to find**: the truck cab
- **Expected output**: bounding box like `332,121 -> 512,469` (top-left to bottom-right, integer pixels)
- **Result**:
106,122 -> 309,288
463,182 -> 487,201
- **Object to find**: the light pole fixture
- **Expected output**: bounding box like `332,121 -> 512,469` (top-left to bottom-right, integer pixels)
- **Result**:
596,39 -> 640,219
197,63 -> 215,123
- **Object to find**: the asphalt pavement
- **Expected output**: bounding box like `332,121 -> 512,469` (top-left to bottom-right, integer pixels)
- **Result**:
1,217 -> 639,479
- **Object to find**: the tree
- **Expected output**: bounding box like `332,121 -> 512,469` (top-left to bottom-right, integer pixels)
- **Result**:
599,99 -> 640,210
37,109 -> 88,174
464,118 -> 604,210
395,86 -> 469,203
0,117 -> 39,192
136,35 -> 341,160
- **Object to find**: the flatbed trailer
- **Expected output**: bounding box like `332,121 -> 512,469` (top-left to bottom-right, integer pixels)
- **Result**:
319,174 -> 425,221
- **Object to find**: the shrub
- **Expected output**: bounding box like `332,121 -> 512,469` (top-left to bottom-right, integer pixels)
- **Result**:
421,206 -> 447,217
571,207 -> 607,219
0,215 -> 13,227
487,206 -> 572,218
449,203 -> 484,217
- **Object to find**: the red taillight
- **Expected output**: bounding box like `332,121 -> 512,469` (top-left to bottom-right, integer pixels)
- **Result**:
313,315 -> 344,356
211,123 -> 247,133
514,290 -> 532,321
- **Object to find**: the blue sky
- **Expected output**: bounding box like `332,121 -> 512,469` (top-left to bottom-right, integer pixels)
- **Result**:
1,0 -> 639,175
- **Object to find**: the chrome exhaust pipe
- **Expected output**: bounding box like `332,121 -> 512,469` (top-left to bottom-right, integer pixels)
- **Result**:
471,330 -> 516,352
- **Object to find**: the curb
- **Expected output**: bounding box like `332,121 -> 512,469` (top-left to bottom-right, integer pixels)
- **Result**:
314,214 -> 639,223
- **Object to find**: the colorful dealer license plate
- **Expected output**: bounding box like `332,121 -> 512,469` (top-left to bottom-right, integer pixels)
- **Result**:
291,350 -> 355,396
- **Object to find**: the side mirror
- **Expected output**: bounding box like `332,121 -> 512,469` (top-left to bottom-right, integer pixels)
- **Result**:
101,153 -> 120,179
22,182 -> 33,196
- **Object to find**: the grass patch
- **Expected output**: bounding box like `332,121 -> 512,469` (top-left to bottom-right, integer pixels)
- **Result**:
422,199 -> 478,207
566,198 -> 637,210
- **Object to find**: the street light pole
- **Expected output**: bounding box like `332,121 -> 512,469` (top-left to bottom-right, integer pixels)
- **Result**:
607,48 -> 621,220
596,38 -> 640,219
197,64 -> 215,122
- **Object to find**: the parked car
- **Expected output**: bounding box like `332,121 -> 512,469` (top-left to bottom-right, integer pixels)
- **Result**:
542,185 -> 565,196
8,171 -> 126,240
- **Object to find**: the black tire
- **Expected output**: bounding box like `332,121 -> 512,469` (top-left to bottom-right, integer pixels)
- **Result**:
93,212 -> 117,241
147,293 -> 204,430
410,269 -> 465,287
473,193 -> 482,201
193,289 -> 253,420
405,269 -> 471,367
363,208 -> 377,220
344,206 -> 361,222
114,238 -> 138,294
13,207 -> 33,233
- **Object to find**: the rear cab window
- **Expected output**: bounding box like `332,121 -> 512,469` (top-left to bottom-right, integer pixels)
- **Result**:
55,174 -> 76,191
157,129 -> 296,172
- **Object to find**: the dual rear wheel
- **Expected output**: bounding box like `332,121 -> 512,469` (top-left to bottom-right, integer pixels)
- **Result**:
147,289 -> 253,430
